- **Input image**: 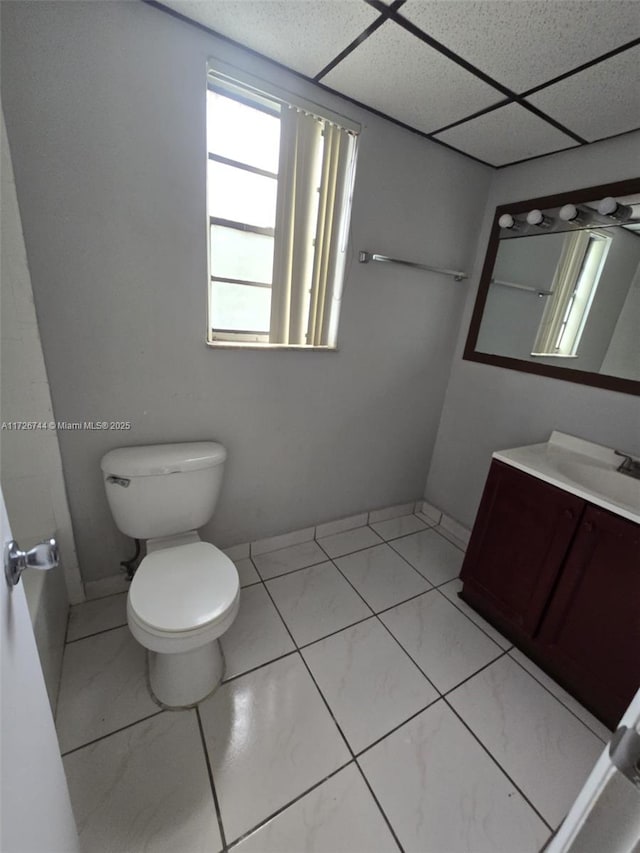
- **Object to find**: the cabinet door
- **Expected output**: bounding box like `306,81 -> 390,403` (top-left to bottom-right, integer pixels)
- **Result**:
537,505 -> 640,729
460,461 -> 585,638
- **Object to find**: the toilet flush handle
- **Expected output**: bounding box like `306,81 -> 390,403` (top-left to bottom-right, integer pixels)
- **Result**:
106,475 -> 130,487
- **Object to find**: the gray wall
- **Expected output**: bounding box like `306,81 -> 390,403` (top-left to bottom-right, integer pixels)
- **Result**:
601,260 -> 640,380
426,132 -> 640,529
1,112 -> 84,713
1,0 -> 491,583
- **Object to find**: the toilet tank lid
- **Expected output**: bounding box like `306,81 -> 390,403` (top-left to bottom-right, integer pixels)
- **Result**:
100,442 -> 227,477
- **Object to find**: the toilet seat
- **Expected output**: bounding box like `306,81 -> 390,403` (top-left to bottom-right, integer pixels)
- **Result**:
128,542 -> 240,653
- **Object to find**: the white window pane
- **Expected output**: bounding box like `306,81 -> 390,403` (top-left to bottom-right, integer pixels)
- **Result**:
207,91 -> 280,174
210,281 -> 271,332
208,161 -> 277,228
210,225 -> 274,283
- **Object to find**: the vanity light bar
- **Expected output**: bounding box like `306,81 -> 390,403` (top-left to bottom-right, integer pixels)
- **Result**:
499,197 -> 638,232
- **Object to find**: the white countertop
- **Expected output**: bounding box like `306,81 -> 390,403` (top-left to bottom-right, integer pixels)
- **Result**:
493,431 -> 640,525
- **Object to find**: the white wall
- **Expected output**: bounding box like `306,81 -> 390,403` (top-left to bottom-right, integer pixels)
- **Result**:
1,0 -> 491,583
425,132 -> 640,529
0,112 -> 84,713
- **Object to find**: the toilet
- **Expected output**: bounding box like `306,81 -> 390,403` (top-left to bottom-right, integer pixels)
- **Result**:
100,441 -> 240,708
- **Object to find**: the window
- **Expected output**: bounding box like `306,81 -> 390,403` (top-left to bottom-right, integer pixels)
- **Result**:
206,63 -> 360,348
531,230 -> 612,357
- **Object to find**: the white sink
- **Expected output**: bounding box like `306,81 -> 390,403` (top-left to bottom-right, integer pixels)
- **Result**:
493,431 -> 640,524
557,458 -> 640,510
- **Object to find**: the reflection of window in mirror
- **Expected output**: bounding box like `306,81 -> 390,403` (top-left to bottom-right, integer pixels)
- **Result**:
531,230 -> 612,358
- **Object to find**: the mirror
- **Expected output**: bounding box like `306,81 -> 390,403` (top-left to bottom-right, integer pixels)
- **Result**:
464,178 -> 640,396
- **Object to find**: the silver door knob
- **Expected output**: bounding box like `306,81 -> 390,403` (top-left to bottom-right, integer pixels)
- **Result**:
4,537 -> 59,587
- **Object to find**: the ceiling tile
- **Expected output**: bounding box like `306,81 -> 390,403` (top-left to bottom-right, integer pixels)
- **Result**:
162,1 -> 379,77
401,0 -> 640,92
526,46 -> 640,143
433,103 -> 579,167
322,20 -> 504,135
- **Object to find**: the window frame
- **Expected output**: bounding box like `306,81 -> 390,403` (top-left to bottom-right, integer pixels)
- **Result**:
205,60 -> 360,351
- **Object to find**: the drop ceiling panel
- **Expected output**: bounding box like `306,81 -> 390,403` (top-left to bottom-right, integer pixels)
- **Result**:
526,46 -> 640,143
322,20 -> 505,136
162,0 -> 379,77
433,103 -> 579,167
401,0 -> 640,92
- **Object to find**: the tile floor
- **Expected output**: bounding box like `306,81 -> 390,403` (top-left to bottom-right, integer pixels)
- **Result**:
57,513 -> 610,853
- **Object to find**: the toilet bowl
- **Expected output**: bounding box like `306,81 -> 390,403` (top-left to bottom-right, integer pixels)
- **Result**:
128,539 -> 239,707
100,441 -> 240,707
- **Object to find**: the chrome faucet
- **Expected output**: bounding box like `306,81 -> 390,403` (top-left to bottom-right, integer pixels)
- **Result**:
614,450 -> 640,480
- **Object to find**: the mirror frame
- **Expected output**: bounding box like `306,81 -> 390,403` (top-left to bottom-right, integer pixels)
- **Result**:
463,177 -> 640,396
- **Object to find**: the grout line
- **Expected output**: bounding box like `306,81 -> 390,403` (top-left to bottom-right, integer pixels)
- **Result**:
255,555 -> 332,583
353,760 -> 406,853
196,706 -> 229,851
268,582 -> 406,853
65,622 -> 129,645
432,585 -> 514,650
326,552 -> 442,698
60,709 -> 166,757
225,760 -> 354,849
442,697 -> 554,831
221,648 -> 299,685
442,649 -> 510,697
506,651 -> 610,744
314,530 -> 383,562
297,615 -> 375,650
354,695 -> 442,759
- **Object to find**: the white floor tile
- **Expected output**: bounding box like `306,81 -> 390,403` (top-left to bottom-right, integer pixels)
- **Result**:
448,655 -> 603,828
335,543 -> 431,612
64,711 -> 221,853
368,502 -> 416,524
439,579 -> 512,650
220,584 -> 295,679
508,648 -> 612,743
266,562 -> 372,646
317,526 -> 383,558
390,527 -> 463,585
380,591 -> 503,693
233,557 -> 260,587
302,618 -> 438,752
369,514 -> 427,541
359,701 -> 550,853
252,540 -> 327,580
234,764 -> 398,853
56,626 -> 158,753
199,654 -> 350,842
67,592 -> 127,641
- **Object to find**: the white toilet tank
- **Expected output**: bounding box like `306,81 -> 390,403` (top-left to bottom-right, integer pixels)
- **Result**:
101,442 -> 227,540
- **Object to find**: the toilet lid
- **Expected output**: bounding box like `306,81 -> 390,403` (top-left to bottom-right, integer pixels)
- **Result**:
129,542 -> 239,633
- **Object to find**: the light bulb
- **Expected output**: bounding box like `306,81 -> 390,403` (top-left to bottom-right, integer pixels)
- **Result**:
498,213 -> 521,230
597,197 -> 632,221
526,209 -> 553,228
559,204 -> 581,223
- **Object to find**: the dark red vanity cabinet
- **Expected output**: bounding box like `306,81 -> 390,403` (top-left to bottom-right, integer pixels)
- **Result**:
536,505 -> 640,728
460,461 -> 585,641
460,459 -> 640,729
